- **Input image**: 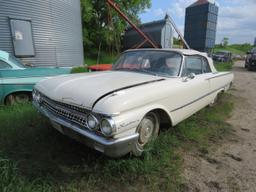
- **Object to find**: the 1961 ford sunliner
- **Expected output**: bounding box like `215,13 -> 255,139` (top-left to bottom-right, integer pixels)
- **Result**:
0,50 -> 71,105
33,49 -> 234,157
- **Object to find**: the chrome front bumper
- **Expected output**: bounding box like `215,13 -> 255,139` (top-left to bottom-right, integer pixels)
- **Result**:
33,102 -> 139,158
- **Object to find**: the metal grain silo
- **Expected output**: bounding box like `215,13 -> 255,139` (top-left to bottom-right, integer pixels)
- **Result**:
184,0 -> 218,52
123,15 -> 173,50
0,0 -> 83,67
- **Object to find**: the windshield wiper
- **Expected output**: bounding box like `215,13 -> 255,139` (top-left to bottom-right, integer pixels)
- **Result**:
138,69 -> 159,76
113,68 -> 142,73
113,68 -> 171,77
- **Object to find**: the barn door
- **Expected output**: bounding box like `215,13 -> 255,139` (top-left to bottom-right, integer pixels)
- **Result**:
9,19 -> 35,57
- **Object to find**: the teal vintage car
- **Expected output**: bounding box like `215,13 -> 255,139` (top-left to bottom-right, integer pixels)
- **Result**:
0,50 -> 71,105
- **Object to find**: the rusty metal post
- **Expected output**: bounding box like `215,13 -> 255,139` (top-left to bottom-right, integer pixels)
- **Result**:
106,0 -> 158,49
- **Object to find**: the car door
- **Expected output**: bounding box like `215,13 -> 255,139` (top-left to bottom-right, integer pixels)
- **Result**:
170,55 -> 211,124
0,60 -> 13,103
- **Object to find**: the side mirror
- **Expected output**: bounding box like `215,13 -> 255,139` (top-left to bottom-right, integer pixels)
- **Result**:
183,73 -> 196,82
187,73 -> 196,79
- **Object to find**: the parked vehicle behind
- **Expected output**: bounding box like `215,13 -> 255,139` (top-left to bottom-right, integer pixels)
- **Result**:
245,47 -> 256,70
212,51 -> 232,62
33,49 -> 234,157
0,50 -> 71,105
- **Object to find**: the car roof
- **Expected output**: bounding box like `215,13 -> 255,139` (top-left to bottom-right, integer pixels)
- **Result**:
0,50 -> 9,61
124,48 -> 208,57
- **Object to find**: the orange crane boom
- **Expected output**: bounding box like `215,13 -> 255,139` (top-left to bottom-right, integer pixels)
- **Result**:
106,0 -> 158,49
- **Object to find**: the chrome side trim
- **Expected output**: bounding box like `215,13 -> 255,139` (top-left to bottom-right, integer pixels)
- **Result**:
0,75 -> 59,80
0,83 -> 35,85
205,72 -> 232,80
170,83 -> 229,112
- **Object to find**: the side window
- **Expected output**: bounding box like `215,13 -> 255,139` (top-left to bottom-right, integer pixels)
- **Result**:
202,58 -> 212,73
0,60 -> 12,69
182,56 -> 202,76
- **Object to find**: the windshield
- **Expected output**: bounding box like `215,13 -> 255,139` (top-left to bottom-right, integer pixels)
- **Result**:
9,55 -> 26,68
113,51 -> 182,77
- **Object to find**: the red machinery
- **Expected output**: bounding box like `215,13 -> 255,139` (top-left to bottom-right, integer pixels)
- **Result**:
88,64 -> 112,71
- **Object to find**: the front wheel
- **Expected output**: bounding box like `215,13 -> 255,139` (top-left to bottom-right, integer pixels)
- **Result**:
6,93 -> 30,105
132,112 -> 160,156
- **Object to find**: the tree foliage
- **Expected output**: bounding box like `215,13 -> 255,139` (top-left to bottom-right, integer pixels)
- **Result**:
81,0 -> 151,55
221,37 -> 229,47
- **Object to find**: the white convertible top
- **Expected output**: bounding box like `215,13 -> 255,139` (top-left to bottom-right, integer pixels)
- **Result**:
125,48 -> 208,57
124,48 -> 216,73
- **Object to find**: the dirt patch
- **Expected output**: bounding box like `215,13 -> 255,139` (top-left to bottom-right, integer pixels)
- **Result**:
183,61 -> 256,192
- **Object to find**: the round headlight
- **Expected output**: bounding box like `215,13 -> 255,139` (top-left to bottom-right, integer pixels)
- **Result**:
100,118 -> 115,137
32,89 -> 36,99
87,114 -> 99,130
32,89 -> 41,103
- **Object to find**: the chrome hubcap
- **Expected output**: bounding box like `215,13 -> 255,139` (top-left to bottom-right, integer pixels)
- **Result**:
138,117 -> 155,146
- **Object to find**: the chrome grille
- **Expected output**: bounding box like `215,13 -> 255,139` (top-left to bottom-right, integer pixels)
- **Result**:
41,96 -> 89,128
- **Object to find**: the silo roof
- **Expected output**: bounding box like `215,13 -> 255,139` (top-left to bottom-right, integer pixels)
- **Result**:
189,0 -> 210,7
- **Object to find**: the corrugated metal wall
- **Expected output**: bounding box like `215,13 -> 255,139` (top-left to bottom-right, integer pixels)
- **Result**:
184,1 -> 218,52
0,0 -> 83,67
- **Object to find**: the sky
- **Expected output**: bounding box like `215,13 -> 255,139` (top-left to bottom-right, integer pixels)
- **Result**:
139,0 -> 256,44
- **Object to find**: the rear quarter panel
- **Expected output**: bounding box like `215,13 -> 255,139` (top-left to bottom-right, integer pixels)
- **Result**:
208,72 -> 234,93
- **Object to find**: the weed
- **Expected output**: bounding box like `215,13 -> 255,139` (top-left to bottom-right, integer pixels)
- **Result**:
214,61 -> 234,71
0,93 -> 233,191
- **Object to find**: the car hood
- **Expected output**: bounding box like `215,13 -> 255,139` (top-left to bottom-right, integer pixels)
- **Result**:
35,71 -> 165,109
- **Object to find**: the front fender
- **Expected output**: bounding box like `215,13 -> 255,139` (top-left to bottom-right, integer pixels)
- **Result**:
111,103 -> 173,139
1,84 -> 34,103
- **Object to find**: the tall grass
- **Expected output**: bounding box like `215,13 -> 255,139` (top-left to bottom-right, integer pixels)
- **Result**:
214,44 -> 253,55
0,93 -> 233,191
214,61 -> 234,72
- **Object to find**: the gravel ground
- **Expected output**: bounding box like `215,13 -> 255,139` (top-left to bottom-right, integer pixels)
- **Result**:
183,61 -> 256,192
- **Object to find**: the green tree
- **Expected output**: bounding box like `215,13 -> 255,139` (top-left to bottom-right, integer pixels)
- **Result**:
81,0 -> 151,55
81,0 -> 94,48
222,37 -> 229,47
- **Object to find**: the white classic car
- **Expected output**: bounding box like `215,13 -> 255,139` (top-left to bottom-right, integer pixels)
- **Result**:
33,49 -> 233,157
